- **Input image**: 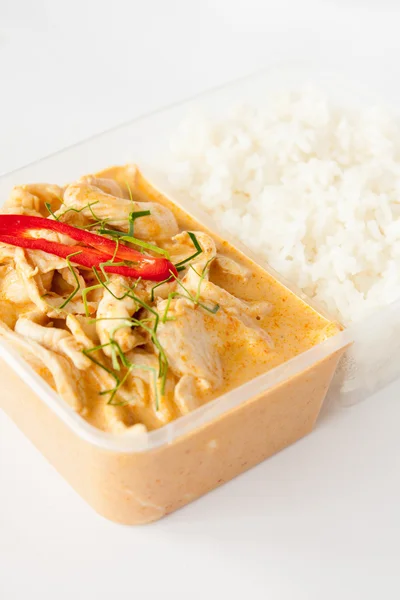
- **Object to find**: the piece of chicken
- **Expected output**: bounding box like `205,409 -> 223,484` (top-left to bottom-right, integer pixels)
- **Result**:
4,184 -> 63,216
213,255 -> 251,281
1,206 -> 43,218
0,319 -> 84,412
15,312 -> 91,370
83,356 -> 152,433
210,306 -> 274,350
0,299 -> 19,329
8,246 -> 89,313
71,312 -> 136,416
168,231 -> 274,347
14,248 -> 49,313
85,363 -> 130,432
0,265 -> 31,304
136,278 -> 176,302
23,251 -> 74,301
64,317 -> 122,429
27,250 -> 68,274
173,374 -> 202,415
13,248 -> 95,318
0,243 -> 17,262
183,272 -> 274,347
5,249 -> 80,307
46,297 -> 98,318
66,314 -> 99,348
58,266 -> 86,299
52,176 -> 122,228
47,268 -> 98,317
78,176 -> 124,198
124,349 -> 177,427
156,297 -> 223,389
28,227 -> 77,246
176,231 -> 274,348
166,230 -> 217,269
96,275 -> 144,357
63,182 -> 179,240
41,271 -> 54,291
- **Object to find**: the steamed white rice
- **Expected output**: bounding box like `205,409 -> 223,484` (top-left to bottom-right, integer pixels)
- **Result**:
166,87 -> 400,324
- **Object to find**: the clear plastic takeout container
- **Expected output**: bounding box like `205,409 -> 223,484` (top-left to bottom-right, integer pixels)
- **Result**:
4,61 -> 393,523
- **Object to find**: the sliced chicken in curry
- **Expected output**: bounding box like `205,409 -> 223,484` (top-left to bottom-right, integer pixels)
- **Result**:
0,164 -> 341,434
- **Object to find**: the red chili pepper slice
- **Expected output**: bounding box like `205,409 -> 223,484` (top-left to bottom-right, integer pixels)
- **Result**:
0,215 -> 177,281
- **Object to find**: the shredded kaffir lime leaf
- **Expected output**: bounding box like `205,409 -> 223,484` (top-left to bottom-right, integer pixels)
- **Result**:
175,232 -> 203,271
59,251 -> 83,309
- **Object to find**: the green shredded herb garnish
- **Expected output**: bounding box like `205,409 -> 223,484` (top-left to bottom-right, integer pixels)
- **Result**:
168,268 -> 220,315
110,338 -> 132,369
98,228 -> 125,239
81,253 -> 216,408
110,341 -> 121,371
98,224 -> 169,259
98,237 -> 120,277
82,281 -> 102,317
125,181 -> 134,203
84,202 -> 111,230
81,242 -> 121,316
80,221 -> 106,230
150,275 -> 173,302
91,267 -> 160,332
174,232 -> 203,270
192,257 -> 216,303
99,338 -> 133,404
106,367 -> 132,405
113,232 -> 170,259
77,232 -> 215,411
86,202 -> 101,220
59,251 -> 83,309
83,340 -> 127,405
161,292 -> 179,323
134,316 -> 169,402
106,359 -> 159,408
82,343 -> 121,385
44,202 -> 58,220
127,210 -> 151,236
121,234 -> 170,258
45,200 -> 112,231
86,315 -> 167,409
46,200 -> 99,221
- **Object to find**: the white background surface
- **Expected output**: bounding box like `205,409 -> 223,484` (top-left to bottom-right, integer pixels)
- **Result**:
1,1 -> 400,598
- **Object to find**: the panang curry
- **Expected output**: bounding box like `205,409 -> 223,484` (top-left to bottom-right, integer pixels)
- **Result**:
0,165 -> 339,433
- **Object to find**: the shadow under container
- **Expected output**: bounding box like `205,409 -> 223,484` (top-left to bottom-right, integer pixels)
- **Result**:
0,326 -> 349,524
